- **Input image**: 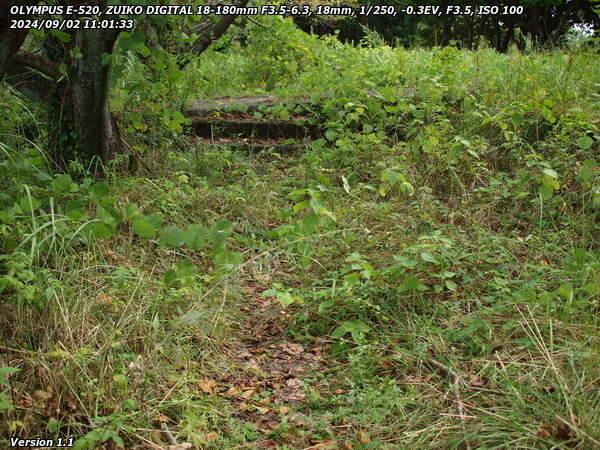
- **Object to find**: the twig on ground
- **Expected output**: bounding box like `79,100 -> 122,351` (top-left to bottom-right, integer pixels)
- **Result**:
160,422 -> 177,446
425,357 -> 472,449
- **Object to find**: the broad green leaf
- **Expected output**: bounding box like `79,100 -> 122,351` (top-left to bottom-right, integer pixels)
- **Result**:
538,183 -> 554,199
324,129 -> 337,141
175,258 -> 198,277
400,274 -> 427,292
123,203 -> 141,221
144,214 -> 164,228
276,291 -> 295,307
51,174 -> 76,193
213,250 -> 244,272
209,220 -> 233,245
163,269 -> 178,287
51,30 -> 71,43
542,168 -> 558,179
577,160 -> 596,184
309,196 -> 324,214
96,205 -> 121,226
138,44 -> 151,57
19,196 -> 41,212
393,255 -> 417,267
90,182 -> 110,199
445,280 -> 457,291
576,136 -> 593,150
183,224 -> 206,250
331,324 -> 350,338
91,222 -> 114,239
65,199 -> 86,220
160,225 -> 185,248
556,284 -> 574,300
293,200 -> 310,213
420,252 -> 437,264
132,219 -> 156,238
300,212 -> 320,234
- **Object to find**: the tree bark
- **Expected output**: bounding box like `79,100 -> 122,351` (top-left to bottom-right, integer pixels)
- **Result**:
71,29 -> 123,163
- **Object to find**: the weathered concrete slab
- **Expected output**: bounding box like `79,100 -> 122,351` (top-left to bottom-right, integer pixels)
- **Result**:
186,95 -> 308,116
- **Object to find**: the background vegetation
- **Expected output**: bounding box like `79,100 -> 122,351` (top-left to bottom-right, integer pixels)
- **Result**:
1,3 -> 599,449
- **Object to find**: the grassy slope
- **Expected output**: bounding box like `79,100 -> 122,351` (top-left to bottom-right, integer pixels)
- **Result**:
1,21 -> 599,449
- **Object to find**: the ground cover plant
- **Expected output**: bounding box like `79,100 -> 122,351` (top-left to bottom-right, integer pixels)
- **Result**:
1,8 -> 599,450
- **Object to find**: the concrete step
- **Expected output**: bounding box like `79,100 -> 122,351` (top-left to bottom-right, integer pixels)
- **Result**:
193,137 -> 305,153
190,117 -> 319,140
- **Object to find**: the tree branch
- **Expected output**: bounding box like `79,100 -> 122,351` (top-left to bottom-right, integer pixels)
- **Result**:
178,0 -> 250,69
12,51 -> 61,79
0,1 -> 41,80
4,53 -> 61,103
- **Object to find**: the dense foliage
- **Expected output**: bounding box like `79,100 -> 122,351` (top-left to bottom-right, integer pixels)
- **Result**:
297,0 -> 600,51
1,12 -> 599,450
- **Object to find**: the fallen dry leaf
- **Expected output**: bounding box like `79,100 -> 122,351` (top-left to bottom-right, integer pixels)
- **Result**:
358,431 -> 370,444
203,432 -> 218,442
199,379 -> 216,394
286,378 -> 301,389
168,444 -> 192,450
225,386 -> 241,396
469,377 -> 486,387
281,343 -> 304,355
309,440 -> 338,449
279,406 -> 290,415
34,390 -> 52,401
240,389 -> 255,399
255,406 -> 269,414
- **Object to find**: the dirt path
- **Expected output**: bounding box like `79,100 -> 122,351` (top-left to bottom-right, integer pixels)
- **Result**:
207,280 -> 328,448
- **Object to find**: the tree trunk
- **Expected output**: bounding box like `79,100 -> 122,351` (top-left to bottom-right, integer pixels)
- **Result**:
2,28 -> 124,168
70,29 -> 123,163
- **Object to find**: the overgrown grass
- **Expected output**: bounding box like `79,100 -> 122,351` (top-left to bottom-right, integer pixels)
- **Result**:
1,19 -> 599,449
